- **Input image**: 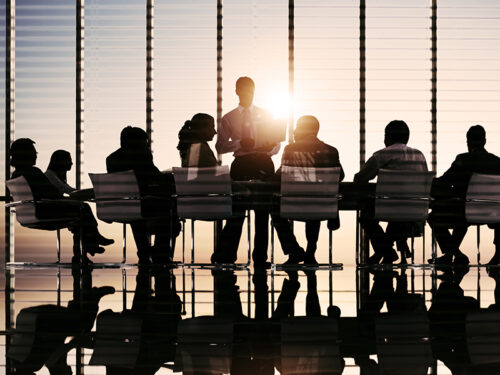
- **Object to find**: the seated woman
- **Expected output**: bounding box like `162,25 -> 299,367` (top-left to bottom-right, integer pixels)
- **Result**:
177,113 -> 218,167
10,139 -> 113,263
45,149 -> 77,195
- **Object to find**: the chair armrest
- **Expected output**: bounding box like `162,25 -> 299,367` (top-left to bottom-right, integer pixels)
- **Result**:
5,199 -> 35,208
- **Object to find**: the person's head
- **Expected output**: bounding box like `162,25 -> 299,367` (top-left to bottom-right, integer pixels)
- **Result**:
467,125 -> 486,151
294,115 -> 320,141
384,120 -> 410,146
235,77 -> 255,108
177,113 -> 216,154
120,126 -> 149,150
10,138 -> 37,168
47,150 -> 72,173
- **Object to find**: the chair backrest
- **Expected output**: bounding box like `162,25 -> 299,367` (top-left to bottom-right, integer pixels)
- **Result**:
466,310 -> 500,365
6,176 -> 38,225
374,169 -> 435,222
466,173 -> 500,224
280,166 -> 340,220
89,171 -> 143,222
172,166 -> 232,220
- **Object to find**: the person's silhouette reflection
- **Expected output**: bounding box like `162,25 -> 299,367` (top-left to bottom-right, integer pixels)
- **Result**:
7,266 -> 114,375
429,267 -> 479,374
96,266 -> 181,375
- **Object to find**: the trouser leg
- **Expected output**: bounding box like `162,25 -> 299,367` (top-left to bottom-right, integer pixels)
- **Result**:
253,210 -> 269,262
272,215 -> 302,255
213,217 -> 245,263
360,218 -> 391,256
130,222 -> 151,261
305,220 -> 321,254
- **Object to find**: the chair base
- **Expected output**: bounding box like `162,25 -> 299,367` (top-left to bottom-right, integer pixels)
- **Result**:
275,263 -> 343,271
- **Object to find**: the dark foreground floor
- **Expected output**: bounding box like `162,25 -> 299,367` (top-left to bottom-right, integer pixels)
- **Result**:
1,264 -> 499,374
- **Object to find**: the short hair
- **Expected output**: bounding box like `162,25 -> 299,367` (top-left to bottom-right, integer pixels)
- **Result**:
385,120 -> 410,144
295,115 -> 320,137
120,126 -> 148,148
10,138 -> 36,168
467,125 -> 486,144
236,76 -> 255,91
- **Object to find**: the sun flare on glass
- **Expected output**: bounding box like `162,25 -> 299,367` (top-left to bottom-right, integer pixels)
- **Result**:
262,89 -> 291,119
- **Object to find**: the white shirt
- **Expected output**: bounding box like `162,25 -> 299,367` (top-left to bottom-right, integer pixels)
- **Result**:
215,104 -> 280,157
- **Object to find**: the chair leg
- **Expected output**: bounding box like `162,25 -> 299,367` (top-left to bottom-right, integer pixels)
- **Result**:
122,268 -> 127,310
56,229 -> 61,263
191,220 -> 195,264
247,210 -> 251,266
355,211 -> 360,266
329,229 -> 333,266
422,225 -> 426,266
477,224 -> 481,265
122,224 -> 127,264
271,220 -> 275,264
182,220 -> 186,264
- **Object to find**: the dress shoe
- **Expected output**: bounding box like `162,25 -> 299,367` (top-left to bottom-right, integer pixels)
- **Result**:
86,246 -> 105,256
97,234 -> 115,246
487,254 -> 500,266
428,254 -> 453,265
381,250 -> 399,264
304,253 -> 319,266
254,261 -> 272,269
453,252 -> 470,265
367,253 -> 383,265
283,250 -> 305,266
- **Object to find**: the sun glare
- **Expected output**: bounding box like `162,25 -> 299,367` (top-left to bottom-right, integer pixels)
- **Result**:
261,89 -> 291,119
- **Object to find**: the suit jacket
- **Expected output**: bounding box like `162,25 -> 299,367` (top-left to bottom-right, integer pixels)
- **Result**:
12,166 -> 62,200
106,147 -> 162,195
279,136 -> 345,181
436,148 -> 500,199
180,142 -> 218,168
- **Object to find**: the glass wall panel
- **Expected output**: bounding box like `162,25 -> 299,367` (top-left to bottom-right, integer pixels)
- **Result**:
295,0 -> 359,266
366,0 -> 431,164
437,0 -> 500,260
0,0 -> 5,264
14,0 -> 75,262
84,0 -> 145,262
154,0 -> 216,263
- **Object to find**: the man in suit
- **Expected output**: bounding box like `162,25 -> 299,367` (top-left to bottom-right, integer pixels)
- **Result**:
354,120 -> 428,264
273,115 -> 345,265
428,125 -> 500,265
106,126 -> 179,264
212,77 -> 280,266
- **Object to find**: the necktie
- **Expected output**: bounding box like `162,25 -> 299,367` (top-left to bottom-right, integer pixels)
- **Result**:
242,108 -> 252,140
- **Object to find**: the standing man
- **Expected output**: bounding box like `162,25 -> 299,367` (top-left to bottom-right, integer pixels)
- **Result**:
212,77 -> 280,266
354,120 -> 428,264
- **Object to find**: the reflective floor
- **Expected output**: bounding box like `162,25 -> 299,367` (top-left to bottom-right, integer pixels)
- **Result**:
1,263 -> 499,374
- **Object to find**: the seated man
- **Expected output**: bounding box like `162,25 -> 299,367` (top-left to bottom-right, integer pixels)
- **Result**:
273,115 -> 344,265
106,126 -> 179,264
428,125 -> 500,265
354,120 -> 428,264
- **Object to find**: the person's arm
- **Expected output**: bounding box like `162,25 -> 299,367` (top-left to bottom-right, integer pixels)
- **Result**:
328,147 -> 345,182
45,170 -> 76,195
215,116 -> 240,154
354,156 -> 378,183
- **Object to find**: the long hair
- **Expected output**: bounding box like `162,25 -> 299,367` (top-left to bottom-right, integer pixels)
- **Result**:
177,113 -> 215,160
47,150 -> 71,182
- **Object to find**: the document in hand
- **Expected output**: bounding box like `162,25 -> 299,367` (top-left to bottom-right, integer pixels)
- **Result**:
254,117 -> 287,148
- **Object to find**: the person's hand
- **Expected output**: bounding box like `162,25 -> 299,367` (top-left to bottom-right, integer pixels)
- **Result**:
255,142 -> 276,152
240,137 -> 255,150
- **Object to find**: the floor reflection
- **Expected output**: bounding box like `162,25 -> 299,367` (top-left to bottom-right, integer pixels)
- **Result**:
2,265 -> 500,374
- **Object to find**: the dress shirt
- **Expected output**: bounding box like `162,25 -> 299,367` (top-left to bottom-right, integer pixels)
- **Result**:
354,143 -> 428,183
216,104 -> 280,157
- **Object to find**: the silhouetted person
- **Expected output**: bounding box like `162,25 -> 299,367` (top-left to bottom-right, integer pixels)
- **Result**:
7,266 -> 114,374
273,115 -> 345,265
213,77 -> 280,266
10,138 -> 111,262
429,125 -> 500,265
429,267 -> 479,374
106,126 -> 180,264
177,113 -> 218,167
46,149 -> 114,246
354,120 -> 428,264
101,266 -> 182,374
